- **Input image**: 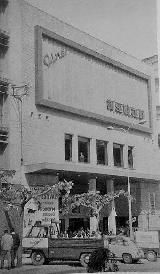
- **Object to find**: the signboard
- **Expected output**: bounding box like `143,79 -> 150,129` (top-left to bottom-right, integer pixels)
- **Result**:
35,26 -> 151,128
23,187 -> 59,236
106,99 -> 145,121
37,196 -> 58,225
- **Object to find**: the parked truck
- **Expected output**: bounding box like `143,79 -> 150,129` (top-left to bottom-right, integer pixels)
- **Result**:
22,222 -> 104,267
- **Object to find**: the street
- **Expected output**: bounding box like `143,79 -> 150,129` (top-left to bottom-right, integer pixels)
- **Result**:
1,258 -> 160,273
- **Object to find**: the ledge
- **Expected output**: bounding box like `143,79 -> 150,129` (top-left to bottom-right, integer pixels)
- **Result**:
25,162 -> 160,181
37,99 -> 152,135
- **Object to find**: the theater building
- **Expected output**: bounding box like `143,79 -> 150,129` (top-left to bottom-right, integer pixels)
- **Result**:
1,0 -> 160,234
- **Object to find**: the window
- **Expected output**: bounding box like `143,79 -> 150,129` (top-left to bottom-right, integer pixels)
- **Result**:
78,136 -> 90,163
96,140 -> 108,165
128,146 -> 133,168
149,192 -> 156,215
158,134 -> 160,147
65,134 -> 72,161
28,226 -> 48,238
113,143 -> 123,167
0,94 -> 3,123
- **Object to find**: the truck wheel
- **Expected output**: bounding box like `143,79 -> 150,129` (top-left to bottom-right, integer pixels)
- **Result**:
31,251 -> 45,266
80,253 -> 91,267
146,251 -> 157,262
122,253 -> 132,264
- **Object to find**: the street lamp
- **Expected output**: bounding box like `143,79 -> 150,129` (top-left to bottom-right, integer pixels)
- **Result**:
107,119 -> 146,239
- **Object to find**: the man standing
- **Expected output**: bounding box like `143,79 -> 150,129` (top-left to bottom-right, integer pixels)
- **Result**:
10,228 -> 20,268
0,229 -> 13,270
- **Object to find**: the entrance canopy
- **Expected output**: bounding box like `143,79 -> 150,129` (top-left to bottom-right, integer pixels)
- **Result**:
25,162 -> 160,182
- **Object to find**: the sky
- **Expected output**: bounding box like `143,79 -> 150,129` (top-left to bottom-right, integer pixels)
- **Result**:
26,0 -> 157,60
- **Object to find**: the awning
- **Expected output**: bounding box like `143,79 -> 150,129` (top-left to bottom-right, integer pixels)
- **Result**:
25,162 -> 160,182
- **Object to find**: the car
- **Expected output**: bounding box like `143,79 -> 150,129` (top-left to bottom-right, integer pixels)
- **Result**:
104,235 -> 144,264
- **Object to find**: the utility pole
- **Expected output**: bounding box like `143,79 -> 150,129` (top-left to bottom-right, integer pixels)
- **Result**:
11,84 -> 29,165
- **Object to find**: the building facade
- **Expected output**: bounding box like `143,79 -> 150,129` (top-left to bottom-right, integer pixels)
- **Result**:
1,0 -> 160,234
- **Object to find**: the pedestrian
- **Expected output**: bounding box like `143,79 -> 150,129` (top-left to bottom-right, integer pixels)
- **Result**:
10,228 -> 20,268
0,229 -> 13,270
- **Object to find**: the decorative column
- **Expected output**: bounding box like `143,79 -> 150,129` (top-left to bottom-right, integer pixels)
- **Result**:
107,179 -> 117,235
123,144 -> 128,168
107,141 -> 113,167
89,178 -> 97,232
65,217 -> 69,232
90,138 -> 97,165
72,135 -> 78,162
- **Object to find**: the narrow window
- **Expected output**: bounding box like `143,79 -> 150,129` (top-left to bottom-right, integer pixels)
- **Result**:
0,94 -> 3,124
128,146 -> 133,168
96,140 -> 108,165
149,192 -> 156,215
78,136 -> 90,163
158,134 -> 160,148
113,143 -> 123,167
65,134 -> 72,161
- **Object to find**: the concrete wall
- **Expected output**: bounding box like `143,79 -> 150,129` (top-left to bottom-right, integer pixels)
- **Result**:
1,0 -> 160,232
5,0 -> 158,176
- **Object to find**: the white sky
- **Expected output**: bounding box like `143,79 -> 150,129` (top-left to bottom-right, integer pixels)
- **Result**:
26,0 -> 157,60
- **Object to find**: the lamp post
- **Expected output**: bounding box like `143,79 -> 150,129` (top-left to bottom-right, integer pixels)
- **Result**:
107,119 -> 146,239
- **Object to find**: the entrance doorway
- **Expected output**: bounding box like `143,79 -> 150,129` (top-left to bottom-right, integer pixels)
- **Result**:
69,218 -> 89,232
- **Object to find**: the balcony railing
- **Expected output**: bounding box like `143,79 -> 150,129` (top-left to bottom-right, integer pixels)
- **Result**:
0,126 -> 8,145
0,76 -> 9,93
0,0 -> 9,13
0,29 -> 9,49
0,77 -> 9,143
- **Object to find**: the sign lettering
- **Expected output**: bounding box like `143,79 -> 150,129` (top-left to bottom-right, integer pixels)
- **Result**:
43,48 -> 67,68
106,99 -> 145,120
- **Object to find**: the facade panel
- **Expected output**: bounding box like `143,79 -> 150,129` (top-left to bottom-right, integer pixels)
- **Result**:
0,0 -> 160,234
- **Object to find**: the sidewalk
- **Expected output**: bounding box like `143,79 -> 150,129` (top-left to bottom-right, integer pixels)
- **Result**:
0,258 -> 45,274
0,258 -> 86,274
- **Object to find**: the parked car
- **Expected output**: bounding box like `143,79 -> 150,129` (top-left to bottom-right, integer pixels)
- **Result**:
104,235 -> 144,264
135,230 -> 160,262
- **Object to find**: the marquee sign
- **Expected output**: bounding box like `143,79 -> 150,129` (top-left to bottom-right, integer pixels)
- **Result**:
35,26 -> 152,133
106,99 -> 145,120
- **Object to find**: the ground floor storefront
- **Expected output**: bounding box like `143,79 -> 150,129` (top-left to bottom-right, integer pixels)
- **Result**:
22,167 -> 160,236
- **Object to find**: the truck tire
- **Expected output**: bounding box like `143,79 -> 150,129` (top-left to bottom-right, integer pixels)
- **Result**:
146,251 -> 157,262
122,253 -> 132,264
80,253 -> 91,267
31,251 -> 45,266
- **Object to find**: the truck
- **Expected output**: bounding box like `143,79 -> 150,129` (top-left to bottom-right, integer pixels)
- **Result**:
22,222 -> 104,267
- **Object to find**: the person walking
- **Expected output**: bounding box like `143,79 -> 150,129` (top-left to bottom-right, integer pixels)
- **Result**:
10,228 -> 20,268
0,229 -> 13,270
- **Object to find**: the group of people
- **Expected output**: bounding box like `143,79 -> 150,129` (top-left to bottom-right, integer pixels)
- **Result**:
59,227 -> 102,239
0,229 -> 20,270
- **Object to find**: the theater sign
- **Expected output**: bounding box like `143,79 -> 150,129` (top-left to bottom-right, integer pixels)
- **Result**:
106,99 -> 145,121
35,26 -> 152,129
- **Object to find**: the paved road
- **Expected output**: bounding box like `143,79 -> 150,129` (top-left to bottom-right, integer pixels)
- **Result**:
1,258 -> 160,273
